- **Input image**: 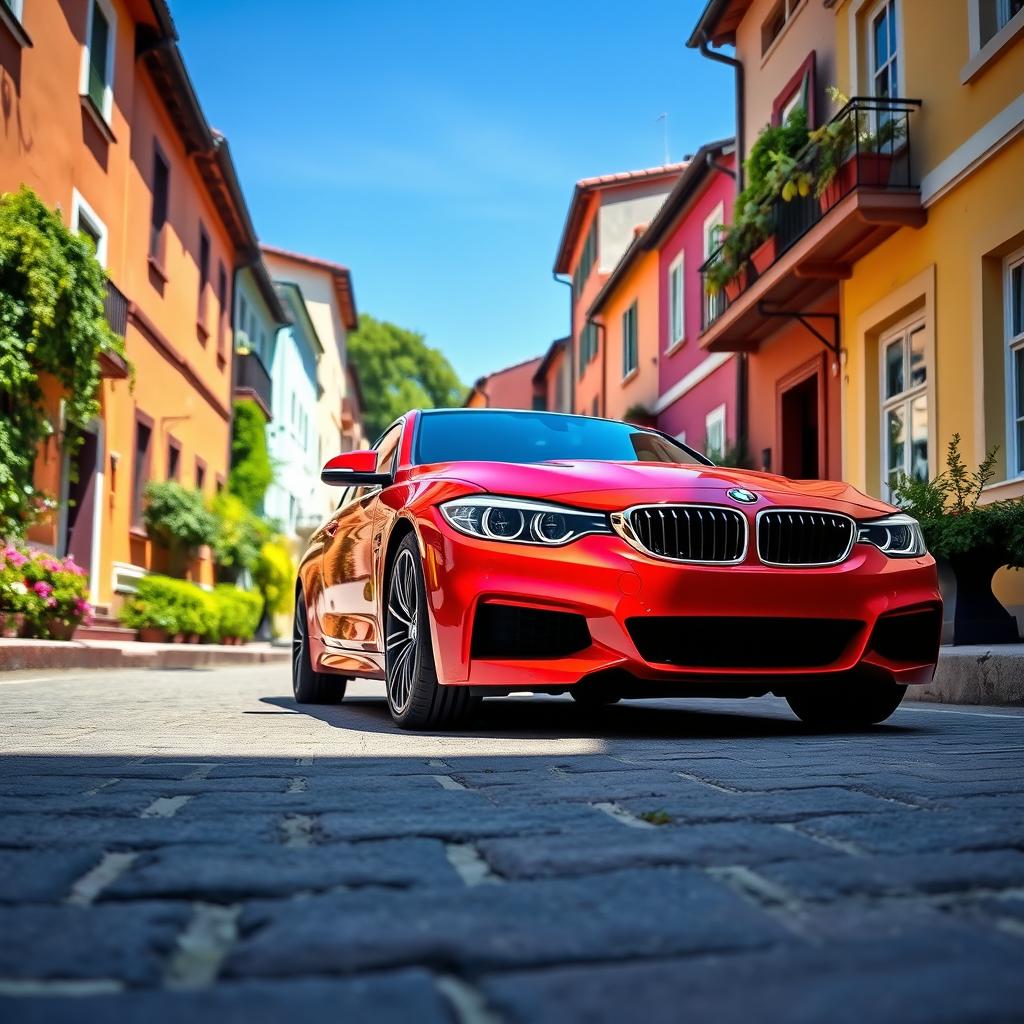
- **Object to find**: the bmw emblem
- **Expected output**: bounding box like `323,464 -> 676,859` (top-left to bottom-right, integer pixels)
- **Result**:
727,487 -> 758,504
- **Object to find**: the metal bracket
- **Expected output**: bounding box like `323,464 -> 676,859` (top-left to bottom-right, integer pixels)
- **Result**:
757,303 -> 840,357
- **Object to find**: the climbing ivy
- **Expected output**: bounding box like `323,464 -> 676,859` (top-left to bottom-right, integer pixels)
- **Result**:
0,187 -> 128,538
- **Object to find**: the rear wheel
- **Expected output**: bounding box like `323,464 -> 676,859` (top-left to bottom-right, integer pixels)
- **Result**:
385,535 -> 475,730
786,675 -> 906,728
292,591 -> 346,705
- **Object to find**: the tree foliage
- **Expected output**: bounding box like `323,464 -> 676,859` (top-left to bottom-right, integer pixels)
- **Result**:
0,187 -> 127,537
228,400 -> 273,511
142,481 -> 218,577
346,315 -> 464,439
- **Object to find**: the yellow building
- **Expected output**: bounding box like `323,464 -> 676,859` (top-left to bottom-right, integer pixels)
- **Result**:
830,0 -> 1024,623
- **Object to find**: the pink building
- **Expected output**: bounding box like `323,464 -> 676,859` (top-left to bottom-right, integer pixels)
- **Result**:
645,140 -> 741,459
464,356 -> 544,409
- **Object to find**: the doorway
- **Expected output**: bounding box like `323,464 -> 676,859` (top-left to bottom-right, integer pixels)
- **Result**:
778,360 -> 824,479
60,422 -> 102,599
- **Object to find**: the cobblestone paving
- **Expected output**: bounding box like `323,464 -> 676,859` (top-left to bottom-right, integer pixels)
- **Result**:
0,665 -> 1022,1022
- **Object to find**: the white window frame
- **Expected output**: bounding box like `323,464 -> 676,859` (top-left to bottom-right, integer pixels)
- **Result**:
70,188 -> 108,267
667,253 -> 685,352
879,313 -> 929,498
705,403 -> 726,461
702,202 -> 725,327
79,0 -> 117,125
622,301 -> 638,380
864,0 -> 903,98
1005,246 -> 1024,478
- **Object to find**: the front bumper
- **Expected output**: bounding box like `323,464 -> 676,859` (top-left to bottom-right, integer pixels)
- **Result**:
415,509 -> 941,690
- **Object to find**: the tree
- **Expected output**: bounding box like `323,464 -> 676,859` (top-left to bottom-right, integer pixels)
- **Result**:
0,187 -> 127,537
228,400 -> 273,511
346,315 -> 464,439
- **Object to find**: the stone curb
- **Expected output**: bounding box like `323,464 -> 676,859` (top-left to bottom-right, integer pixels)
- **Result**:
0,638 -> 289,672
906,645 -> 1024,706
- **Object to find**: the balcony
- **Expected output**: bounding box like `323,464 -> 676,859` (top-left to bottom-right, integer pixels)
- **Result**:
99,280 -> 130,379
233,351 -> 273,420
699,97 -> 924,352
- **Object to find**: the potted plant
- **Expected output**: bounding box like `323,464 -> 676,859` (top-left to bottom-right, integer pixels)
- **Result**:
13,548 -> 91,640
0,545 -> 31,637
143,481 -> 219,578
119,575 -> 179,643
893,435 -> 1023,645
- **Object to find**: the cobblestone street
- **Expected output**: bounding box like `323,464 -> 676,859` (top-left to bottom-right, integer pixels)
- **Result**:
1,665 -> 1023,1022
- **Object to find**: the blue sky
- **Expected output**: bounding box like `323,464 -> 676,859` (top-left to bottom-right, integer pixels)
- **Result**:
172,1 -> 733,384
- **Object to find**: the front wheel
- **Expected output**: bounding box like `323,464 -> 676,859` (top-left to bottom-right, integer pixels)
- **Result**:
292,591 -> 346,704
786,676 -> 906,728
385,536 -> 475,730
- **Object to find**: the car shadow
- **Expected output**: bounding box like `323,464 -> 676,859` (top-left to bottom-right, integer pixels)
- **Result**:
259,693 -> 926,741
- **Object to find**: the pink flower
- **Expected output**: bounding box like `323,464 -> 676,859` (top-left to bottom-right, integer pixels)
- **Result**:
7,551 -> 27,568
33,581 -> 53,599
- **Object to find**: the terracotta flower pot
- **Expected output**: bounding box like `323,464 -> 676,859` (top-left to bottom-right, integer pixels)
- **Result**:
820,153 -> 895,212
172,632 -> 186,644
188,632 -> 201,644
750,236 -> 777,277
138,626 -> 169,644
46,618 -> 76,641
0,612 -> 25,639
723,267 -> 749,303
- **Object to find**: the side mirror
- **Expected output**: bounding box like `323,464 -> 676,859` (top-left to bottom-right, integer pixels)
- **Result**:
321,451 -> 392,487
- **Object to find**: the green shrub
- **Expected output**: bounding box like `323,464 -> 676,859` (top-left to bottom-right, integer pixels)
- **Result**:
118,575 -> 220,639
143,482 -> 219,577
211,491 -> 270,580
214,585 -> 263,640
229,401 -> 274,511
253,537 -> 294,634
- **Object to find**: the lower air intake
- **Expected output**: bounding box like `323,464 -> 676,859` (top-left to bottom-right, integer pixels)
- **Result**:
471,603 -> 591,660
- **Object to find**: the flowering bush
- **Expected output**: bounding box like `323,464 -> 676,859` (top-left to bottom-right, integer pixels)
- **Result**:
0,544 -> 92,637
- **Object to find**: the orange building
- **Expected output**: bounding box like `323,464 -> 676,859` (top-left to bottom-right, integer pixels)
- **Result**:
464,356 -> 543,409
532,337 -> 572,413
0,0 -> 276,606
553,164 -> 687,417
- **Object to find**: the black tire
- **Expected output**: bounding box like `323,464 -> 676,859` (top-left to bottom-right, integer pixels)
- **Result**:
786,676 -> 906,728
292,591 -> 346,705
385,535 -> 475,730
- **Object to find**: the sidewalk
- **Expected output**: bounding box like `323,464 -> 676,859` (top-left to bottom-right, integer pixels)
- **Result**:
0,638 -> 289,672
905,644 -> 1024,706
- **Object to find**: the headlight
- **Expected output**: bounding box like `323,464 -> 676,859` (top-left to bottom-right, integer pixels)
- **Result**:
439,496 -> 611,546
856,513 -> 926,557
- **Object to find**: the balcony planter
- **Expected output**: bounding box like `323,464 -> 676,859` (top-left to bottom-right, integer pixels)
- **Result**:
943,550 -> 1020,646
723,267 -> 749,303
750,236 -> 777,277
820,153 -> 895,212
138,626 -> 169,644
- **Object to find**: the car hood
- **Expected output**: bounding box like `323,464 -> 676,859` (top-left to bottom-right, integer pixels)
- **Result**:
411,460 -> 895,519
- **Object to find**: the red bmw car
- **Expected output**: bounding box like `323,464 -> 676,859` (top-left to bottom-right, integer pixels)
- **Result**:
293,408 -> 941,730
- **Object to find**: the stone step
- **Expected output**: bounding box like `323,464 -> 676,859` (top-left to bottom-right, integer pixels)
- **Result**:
73,623 -> 138,642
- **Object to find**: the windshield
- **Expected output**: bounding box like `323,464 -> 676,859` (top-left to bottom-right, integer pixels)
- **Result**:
414,410 -> 710,466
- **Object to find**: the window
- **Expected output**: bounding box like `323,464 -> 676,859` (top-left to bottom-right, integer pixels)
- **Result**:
376,425 -> 403,476
667,254 -> 684,349
197,224 -> 210,332
1006,249 -> 1024,476
870,0 -> 900,100
2,0 -> 25,21
532,395 -> 546,411
880,317 -> 928,495
236,293 -> 248,347
578,322 -> 599,378
195,459 -> 206,492
622,301 -> 638,379
70,189 -> 108,267
166,439 -> 180,481
705,404 -> 726,461
761,0 -> 803,54
132,417 -> 152,528
217,263 -> 228,357
979,0 -> 1024,46
703,202 -> 725,326
572,219 -> 599,296
81,0 -> 116,123
149,145 -> 169,263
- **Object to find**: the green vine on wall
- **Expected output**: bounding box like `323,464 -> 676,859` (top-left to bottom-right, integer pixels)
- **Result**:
0,186 -> 129,538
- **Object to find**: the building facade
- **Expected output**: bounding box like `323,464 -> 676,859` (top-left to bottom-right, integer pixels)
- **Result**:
261,246 -> 359,520
532,337 -> 572,413
464,357 -> 544,409
1,0 -> 273,606
553,165 -> 687,418
264,283 -> 323,539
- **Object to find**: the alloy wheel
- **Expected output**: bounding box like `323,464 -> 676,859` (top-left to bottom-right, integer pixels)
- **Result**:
386,548 -> 419,714
292,599 -> 305,698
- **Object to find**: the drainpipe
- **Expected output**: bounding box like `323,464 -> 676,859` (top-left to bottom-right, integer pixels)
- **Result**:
699,33 -> 748,460
552,271 -> 574,412
589,318 -> 607,418
699,32 -> 745,192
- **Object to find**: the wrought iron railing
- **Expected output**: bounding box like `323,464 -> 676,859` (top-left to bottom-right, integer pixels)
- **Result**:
103,279 -> 128,337
233,351 -> 273,415
699,96 -> 921,330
